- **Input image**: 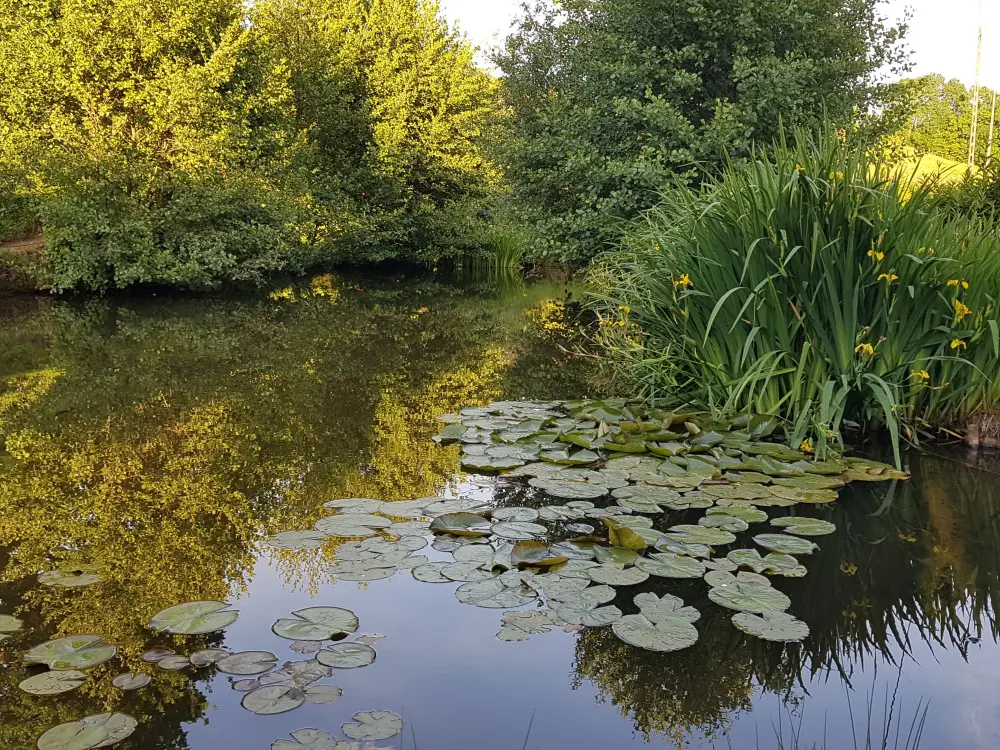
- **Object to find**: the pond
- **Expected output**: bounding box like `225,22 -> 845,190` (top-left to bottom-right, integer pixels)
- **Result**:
1,273 -> 999,750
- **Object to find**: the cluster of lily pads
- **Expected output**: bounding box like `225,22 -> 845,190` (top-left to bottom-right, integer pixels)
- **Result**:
13,595 -> 402,748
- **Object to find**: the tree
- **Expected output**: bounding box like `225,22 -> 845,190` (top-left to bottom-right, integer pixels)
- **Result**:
496,0 -> 910,262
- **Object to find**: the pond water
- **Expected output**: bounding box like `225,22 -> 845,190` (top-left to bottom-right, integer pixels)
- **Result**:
1,273 -> 999,750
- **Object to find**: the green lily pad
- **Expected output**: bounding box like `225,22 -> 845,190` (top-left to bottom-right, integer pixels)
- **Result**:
772,474 -> 845,490
462,454 -> 525,471
497,611 -> 557,641
538,505 -> 585,521
258,660 -> 332,687
38,567 -> 101,588
20,670 -> 87,696
0,614 -> 23,642
304,685 -> 343,704
637,553 -> 706,579
112,673 -> 151,691
491,521 -> 548,540
217,651 -> 279,675
149,601 -> 239,635
360,536 -> 428,555
654,538 -> 713,558
634,592 -> 701,624
327,561 -> 397,581
753,533 -> 820,555
511,541 -> 569,567
707,506 -> 768,523
550,560 -> 600,579
24,636 -> 117,670
593,545 -> 639,565
556,600 -> 623,627
453,544 -> 496,565
314,513 -> 392,538
492,507 -> 541,522
698,514 -> 749,532
323,498 -> 383,513
271,729 -> 339,750
266,530 -> 331,550
603,520 -> 649,551
706,571 -> 791,613
666,525 -> 737,546
342,711 -> 404,741
273,607 -> 359,641
767,486 -> 838,504
588,564 -> 649,586
732,611 -> 810,642
612,613 -> 698,652
141,648 -> 174,662
157,655 -> 191,670
37,713 -> 137,750
528,478 -> 609,499
771,517 -> 837,536
317,643 -> 376,669
242,685 -> 306,715
429,512 -> 492,537
442,560 -> 497,582
455,578 -> 537,608
412,562 -> 452,583
190,648 -> 230,667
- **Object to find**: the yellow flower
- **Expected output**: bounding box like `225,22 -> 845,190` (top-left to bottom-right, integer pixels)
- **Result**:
840,562 -> 858,576
618,305 -> 631,313
950,338 -> 967,350
910,370 -> 930,381
877,273 -> 898,284
828,171 -> 845,181
795,164 -> 804,172
674,273 -> 693,288
867,249 -> 885,262
947,279 -> 970,289
954,299 -> 973,322
855,343 -> 875,356
799,438 -> 814,454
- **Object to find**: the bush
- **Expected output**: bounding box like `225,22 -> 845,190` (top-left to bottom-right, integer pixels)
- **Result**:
589,128 -> 1000,462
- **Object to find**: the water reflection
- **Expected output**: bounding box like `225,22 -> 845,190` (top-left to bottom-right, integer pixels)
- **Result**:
1,275 -> 999,749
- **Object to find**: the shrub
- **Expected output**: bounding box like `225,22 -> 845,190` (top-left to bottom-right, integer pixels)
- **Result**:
589,128 -> 1000,463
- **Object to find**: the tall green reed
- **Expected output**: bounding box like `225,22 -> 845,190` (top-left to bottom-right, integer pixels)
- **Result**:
589,127 -> 1000,463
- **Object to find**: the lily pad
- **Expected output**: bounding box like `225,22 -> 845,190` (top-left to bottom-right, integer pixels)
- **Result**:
455,578 -> 537,608
634,592 -> 701,624
272,607 -> 359,642
24,636 -> 117,671
637,553 -> 706,579
732,611 -> 810,642
497,610 -> 557,641
258,660 -> 332,688
588,564 -> 649,586
706,571 -> 791,613
157,656 -> 191,670
770,517 -> 837,536
272,729 -> 340,750
412,561 -> 452,583
666,525 -> 737,546
20,670 -> 87,696
317,643 -> 376,669
491,521 -> 548,540
38,713 -> 137,750
0,614 -> 23,642
604,520 -> 649,551
304,685 -> 343,704
511,541 -> 569,567
315,513 -> 392,538
654,538 -> 712,558
556,600 -> 622,627
442,560 -> 498,583
528,478 -> 609,499
612,613 -> 698,652
327,560 -> 397,581
423,498 -> 491,516
141,648 -> 174,663
149,601 -> 238,635
698,514 -> 749,532
707,506 -> 768,523
342,711 -> 403,741
233,679 -> 261,691
593,545 -> 639,566
190,648 -> 230,667
217,651 -> 279,675
289,641 -> 325,654
429,512 -> 492,537
492,507 -> 541,522
753,533 -> 820,555
728,549 -> 808,577
265,530 -> 331,550
38,567 -> 101,588
323,498 -> 383,513
112,673 -> 151,691
453,544 -> 497,564
242,685 -> 306,715
360,536 -> 428,555
538,505 -> 585,522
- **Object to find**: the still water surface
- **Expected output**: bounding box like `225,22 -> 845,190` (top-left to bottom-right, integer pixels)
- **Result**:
1,274 -> 999,749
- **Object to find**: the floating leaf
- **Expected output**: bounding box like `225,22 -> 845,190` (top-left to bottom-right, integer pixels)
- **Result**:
273,607 -> 359,641
753,533 -> 820,555
732,611 -> 810,642
588,564 -> 649,586
0,614 -> 23,642
354,633 -> 386,646
654,538 -> 712,558
25,636 -> 116,671
149,601 -> 238,635
441,560 -> 497,582
327,560 -> 397,581
317,643 -> 376,669
304,685 -> 343,704
360,536 -> 428,555
603,520 -> 648,551
190,648 -> 230,667
707,506 -> 767,523
242,685 -> 306,715
265,530 -> 330,550
217,651 -> 279,675
633,592 -> 701,624
492,507 -> 540,522
423,498 -> 491,516
698,514 -> 749,532
38,567 -> 101,588
666,525 -> 737,546
233,679 -> 261,692
272,729 -> 339,750
455,578 -> 537,608
612,614 -> 698,652
289,640 -> 325,654
37,713 -> 137,750
315,513 -> 392,538
705,558 -> 739,572
20,670 -> 87,695
528,478 -> 609,499
342,711 -> 403,741
323,498 -> 383,513
728,549 -> 807,577
258,660 -> 332,688
706,571 -> 791,613
593,545 -> 639,566
141,648 -> 174,663
556,601 -> 622,627
511,541 -> 569,567
112,673 -> 151,691
412,562 -> 452,583
497,611 -> 557,641
771,517 -> 837,536
549,540 -> 597,560
637,553 -> 706,579
491,521 -> 548,540
429,512 -> 492,537
157,656 -> 191,670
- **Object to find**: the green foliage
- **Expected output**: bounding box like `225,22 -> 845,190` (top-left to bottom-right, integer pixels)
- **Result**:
496,0 -> 909,263
589,127 -> 1000,462
0,0 -> 501,290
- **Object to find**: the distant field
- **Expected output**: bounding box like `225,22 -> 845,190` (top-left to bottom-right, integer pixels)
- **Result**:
892,152 -> 974,188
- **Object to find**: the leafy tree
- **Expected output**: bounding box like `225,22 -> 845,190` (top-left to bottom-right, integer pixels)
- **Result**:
496,0 -> 909,262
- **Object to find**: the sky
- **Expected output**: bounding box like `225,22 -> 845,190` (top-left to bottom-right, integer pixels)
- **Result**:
440,0 -> 999,89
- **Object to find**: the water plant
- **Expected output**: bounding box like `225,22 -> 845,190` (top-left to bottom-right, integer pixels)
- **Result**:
589,127 -> 1000,463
